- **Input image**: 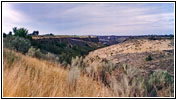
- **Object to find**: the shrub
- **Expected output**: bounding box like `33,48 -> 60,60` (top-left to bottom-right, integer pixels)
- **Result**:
46,52 -> 59,61
67,67 -> 80,85
27,47 -> 44,59
146,55 -> 152,61
149,70 -> 174,89
148,70 -> 174,97
27,46 -> 60,61
102,60 -> 116,74
68,56 -> 85,70
67,60 -> 81,90
3,36 -> 31,54
27,47 -> 36,57
110,66 -> 148,97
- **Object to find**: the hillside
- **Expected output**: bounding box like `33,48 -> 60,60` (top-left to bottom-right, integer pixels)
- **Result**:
3,38 -> 174,97
3,49 -> 111,97
86,39 -> 174,75
30,35 -> 105,64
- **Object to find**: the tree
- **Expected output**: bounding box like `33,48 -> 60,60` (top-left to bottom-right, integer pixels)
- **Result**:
13,27 -> 17,34
8,31 -> 12,36
3,33 -> 6,37
32,31 -> 39,35
13,27 -> 28,38
50,33 -> 54,36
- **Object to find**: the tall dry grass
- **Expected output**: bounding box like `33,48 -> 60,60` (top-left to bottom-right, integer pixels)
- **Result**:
3,49 -> 174,97
3,49 -> 111,97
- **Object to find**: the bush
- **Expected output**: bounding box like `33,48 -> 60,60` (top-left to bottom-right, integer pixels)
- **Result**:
46,52 -> 59,61
3,36 -> 31,54
67,57 -> 82,90
101,60 -> 116,74
27,47 -> 44,59
149,70 -> 174,89
146,55 -> 152,61
67,67 -> 80,86
110,65 -> 148,97
148,70 -> 174,97
27,46 -> 60,61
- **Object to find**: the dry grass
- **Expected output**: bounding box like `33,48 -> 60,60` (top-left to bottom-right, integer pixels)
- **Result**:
3,48 -> 174,97
87,39 -> 174,59
3,49 -> 111,97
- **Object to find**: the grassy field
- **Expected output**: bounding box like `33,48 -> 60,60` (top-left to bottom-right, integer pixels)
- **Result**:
3,49 -> 111,97
3,38 -> 174,97
3,48 -> 174,97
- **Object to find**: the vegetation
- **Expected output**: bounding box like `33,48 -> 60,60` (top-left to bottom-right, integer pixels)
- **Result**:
3,33 -> 6,37
33,40 -> 96,64
148,70 -> 174,96
3,49 -> 174,97
146,55 -> 152,61
67,56 -> 174,97
3,36 -> 31,53
3,27 -> 174,97
3,27 -> 97,64
3,49 -> 110,97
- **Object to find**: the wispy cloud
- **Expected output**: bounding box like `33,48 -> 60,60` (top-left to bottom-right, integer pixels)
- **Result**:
2,3 -> 31,33
2,3 -> 174,35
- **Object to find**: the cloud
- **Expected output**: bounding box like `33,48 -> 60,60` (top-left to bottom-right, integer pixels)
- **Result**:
52,3 -> 174,35
2,3 -> 174,35
2,3 -> 32,33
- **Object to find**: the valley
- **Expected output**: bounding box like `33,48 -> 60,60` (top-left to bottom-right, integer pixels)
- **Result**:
2,2 -> 175,98
3,33 -> 174,97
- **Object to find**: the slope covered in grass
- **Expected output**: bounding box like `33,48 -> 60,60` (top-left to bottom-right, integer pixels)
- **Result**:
3,49 -> 110,97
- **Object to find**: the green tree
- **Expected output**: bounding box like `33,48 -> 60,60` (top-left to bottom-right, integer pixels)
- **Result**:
8,31 -> 12,36
13,27 -> 28,38
3,33 -> 6,37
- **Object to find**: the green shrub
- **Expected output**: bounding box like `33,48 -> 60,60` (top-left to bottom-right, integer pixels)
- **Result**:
27,47 -> 44,59
3,36 -> 31,54
146,55 -> 152,61
148,70 -> 174,96
149,70 -> 174,89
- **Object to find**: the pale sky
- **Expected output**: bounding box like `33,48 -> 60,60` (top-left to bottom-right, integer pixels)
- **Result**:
2,3 -> 174,36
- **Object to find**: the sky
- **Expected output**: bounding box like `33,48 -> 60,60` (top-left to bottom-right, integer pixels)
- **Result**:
2,3 -> 174,36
